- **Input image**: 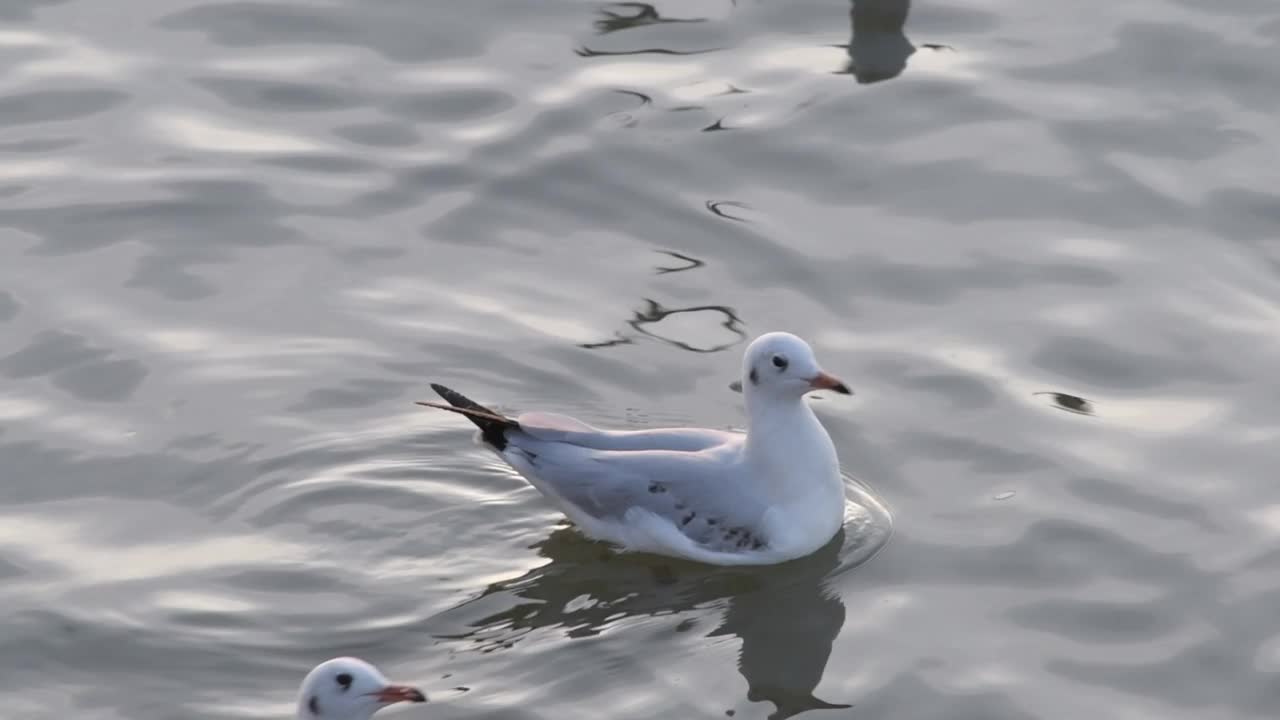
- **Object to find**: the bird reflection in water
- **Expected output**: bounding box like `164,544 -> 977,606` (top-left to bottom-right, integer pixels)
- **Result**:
841,0 -> 949,84
434,527 -> 857,719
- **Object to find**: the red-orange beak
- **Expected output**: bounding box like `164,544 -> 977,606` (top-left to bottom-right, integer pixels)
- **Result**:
809,371 -> 852,395
371,684 -> 427,705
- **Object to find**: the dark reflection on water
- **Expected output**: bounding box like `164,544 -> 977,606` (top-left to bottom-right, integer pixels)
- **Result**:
581,299 -> 745,353
593,2 -> 707,35
706,201 -> 752,223
631,299 -> 746,352
844,0 -> 916,83
580,251 -> 747,353
653,250 -> 705,275
702,117 -> 735,132
436,525 -> 868,719
1033,392 -> 1095,416
838,0 -> 956,83
575,46 -> 723,58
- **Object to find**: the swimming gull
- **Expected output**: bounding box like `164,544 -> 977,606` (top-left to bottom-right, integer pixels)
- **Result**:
296,657 -> 426,720
419,331 -> 853,566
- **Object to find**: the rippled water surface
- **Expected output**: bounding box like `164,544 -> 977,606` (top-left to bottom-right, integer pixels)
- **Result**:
3,0 -> 1280,718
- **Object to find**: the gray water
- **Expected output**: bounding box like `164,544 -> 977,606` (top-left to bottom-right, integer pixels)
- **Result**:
3,0 -> 1279,718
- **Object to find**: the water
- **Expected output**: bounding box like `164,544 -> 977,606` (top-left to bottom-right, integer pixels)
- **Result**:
2,0 -> 1278,718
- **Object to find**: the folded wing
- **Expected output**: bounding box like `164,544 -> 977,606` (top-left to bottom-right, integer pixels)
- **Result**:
505,435 -> 769,553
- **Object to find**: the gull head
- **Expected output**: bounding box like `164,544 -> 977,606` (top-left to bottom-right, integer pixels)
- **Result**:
296,657 -> 426,720
736,331 -> 851,399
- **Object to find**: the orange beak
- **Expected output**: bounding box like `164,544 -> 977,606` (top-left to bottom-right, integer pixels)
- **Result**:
809,371 -> 852,395
371,684 -> 427,705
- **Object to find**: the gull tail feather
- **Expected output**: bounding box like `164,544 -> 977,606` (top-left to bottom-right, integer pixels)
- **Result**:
417,383 -> 519,450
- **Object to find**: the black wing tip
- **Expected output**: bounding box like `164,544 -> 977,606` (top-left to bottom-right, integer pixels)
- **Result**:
422,382 -> 512,451
431,383 -> 483,410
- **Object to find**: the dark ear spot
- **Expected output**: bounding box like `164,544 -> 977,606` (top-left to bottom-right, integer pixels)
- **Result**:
748,367 -> 758,386
308,695 -> 320,716
335,673 -> 353,691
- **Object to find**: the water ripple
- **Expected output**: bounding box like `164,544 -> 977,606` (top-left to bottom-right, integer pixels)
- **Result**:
1,0 -> 1278,718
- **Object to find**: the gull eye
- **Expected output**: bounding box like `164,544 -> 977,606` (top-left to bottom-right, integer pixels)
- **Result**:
335,673 -> 353,691
771,354 -> 788,370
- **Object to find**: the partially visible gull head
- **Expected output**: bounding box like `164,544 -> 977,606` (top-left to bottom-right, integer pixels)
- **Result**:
296,657 -> 426,720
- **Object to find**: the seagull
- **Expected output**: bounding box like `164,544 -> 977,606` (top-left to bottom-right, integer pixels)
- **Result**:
419,331 -> 853,566
296,657 -> 426,720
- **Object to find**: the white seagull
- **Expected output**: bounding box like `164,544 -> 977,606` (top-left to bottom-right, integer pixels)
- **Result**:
296,657 -> 426,720
419,331 -> 853,566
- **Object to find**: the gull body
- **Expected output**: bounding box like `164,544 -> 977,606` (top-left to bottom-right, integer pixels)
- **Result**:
421,332 -> 853,566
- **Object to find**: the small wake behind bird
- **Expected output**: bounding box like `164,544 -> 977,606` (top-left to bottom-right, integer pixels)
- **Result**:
418,331 -> 857,566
